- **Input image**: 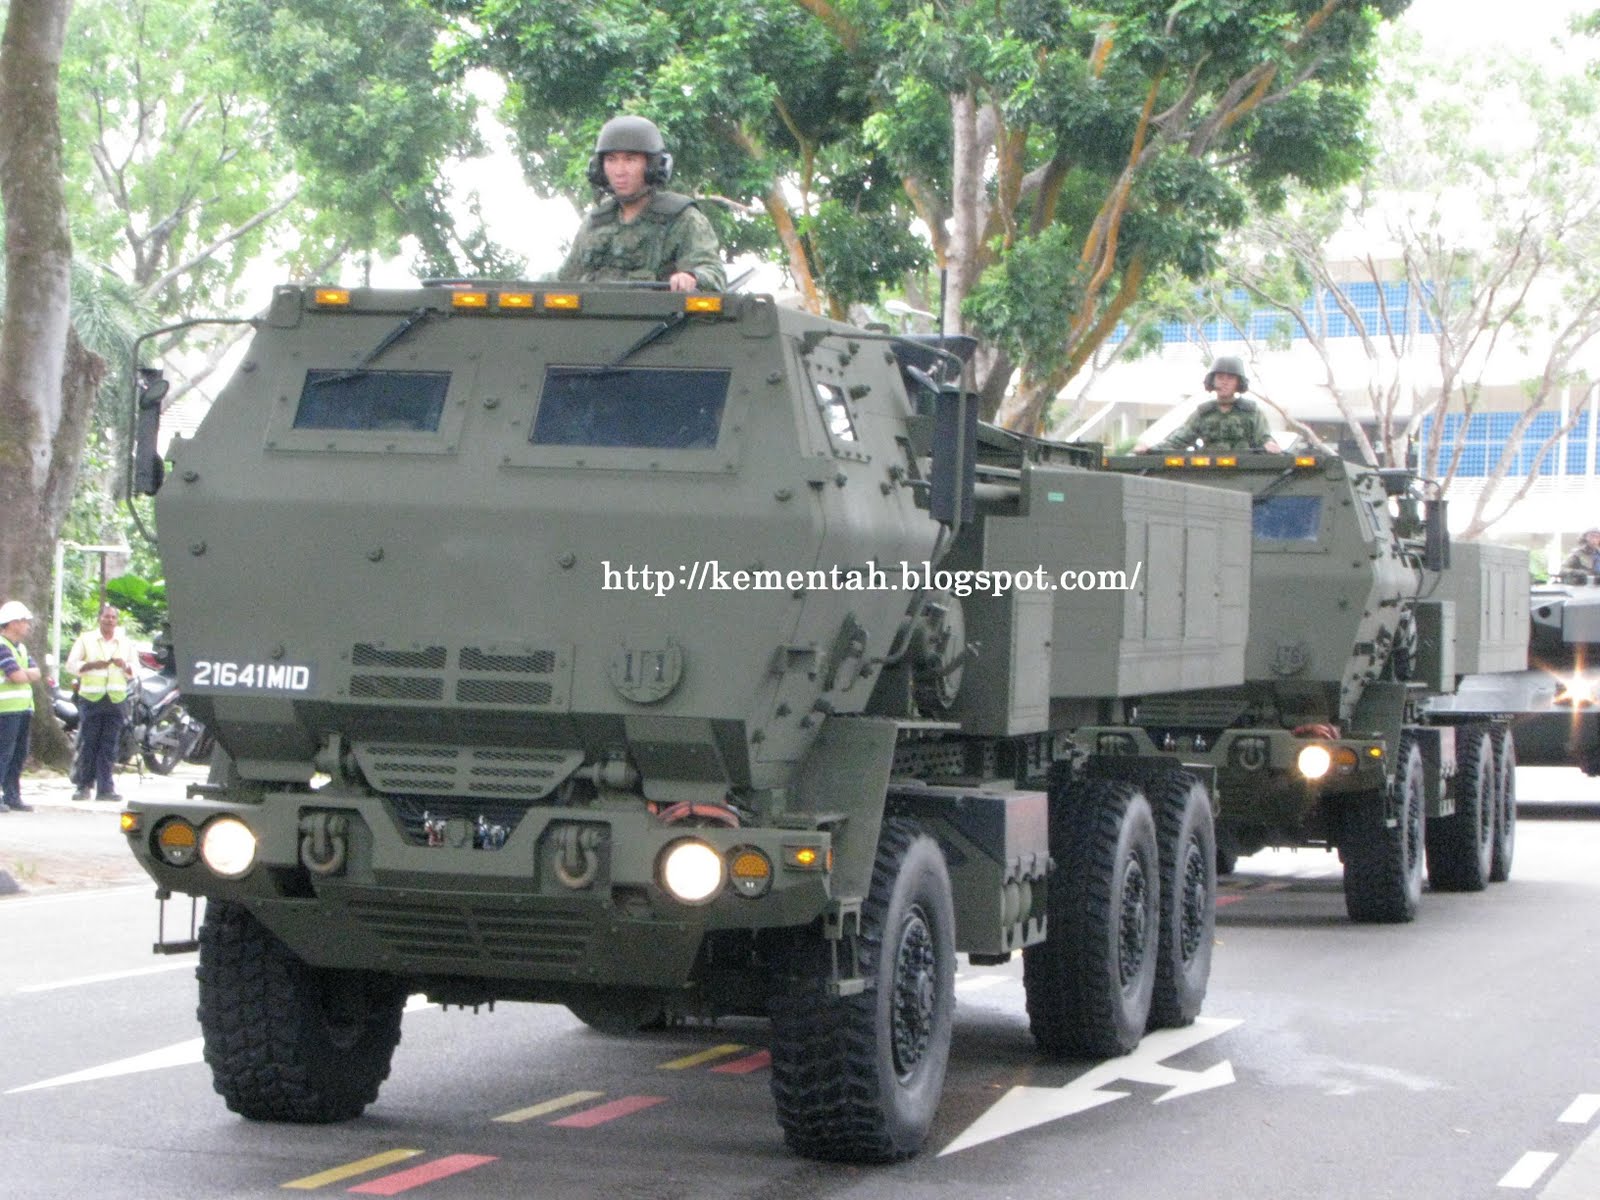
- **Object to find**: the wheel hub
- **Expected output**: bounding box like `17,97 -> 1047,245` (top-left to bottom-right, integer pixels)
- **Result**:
1179,839 -> 1208,961
890,908 -> 936,1078
1118,859 -> 1149,987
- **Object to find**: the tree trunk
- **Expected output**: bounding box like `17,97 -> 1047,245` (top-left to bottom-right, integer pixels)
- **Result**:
1,0 -> 103,768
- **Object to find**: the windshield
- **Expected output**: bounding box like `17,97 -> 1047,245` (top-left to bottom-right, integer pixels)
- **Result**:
530,366 -> 731,449
1253,494 -> 1323,542
293,369 -> 450,432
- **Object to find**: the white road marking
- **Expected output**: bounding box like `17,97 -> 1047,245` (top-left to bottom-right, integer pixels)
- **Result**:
1540,1121 -> 1600,1199
17,960 -> 194,993
1557,1094 -> 1600,1125
940,1016 -> 1242,1155
5,1038 -> 204,1094
1498,1151 -> 1558,1190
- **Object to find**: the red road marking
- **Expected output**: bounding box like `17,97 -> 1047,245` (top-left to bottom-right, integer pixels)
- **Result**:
549,1095 -> 666,1128
347,1154 -> 497,1195
710,1050 -> 771,1075
1216,894 -> 1245,908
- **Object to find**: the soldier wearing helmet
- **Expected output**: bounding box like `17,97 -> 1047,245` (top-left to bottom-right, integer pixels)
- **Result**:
556,116 -> 726,293
1133,355 -> 1282,454
1564,528 -> 1600,577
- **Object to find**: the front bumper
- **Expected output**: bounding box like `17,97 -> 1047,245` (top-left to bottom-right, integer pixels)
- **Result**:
124,786 -> 834,988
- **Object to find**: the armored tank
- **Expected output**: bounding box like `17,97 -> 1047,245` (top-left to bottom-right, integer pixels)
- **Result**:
123,280 -> 1253,1160
1076,452 -> 1528,922
1432,571 -> 1600,774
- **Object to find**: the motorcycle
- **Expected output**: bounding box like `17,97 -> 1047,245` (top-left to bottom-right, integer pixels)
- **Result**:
125,647 -> 209,774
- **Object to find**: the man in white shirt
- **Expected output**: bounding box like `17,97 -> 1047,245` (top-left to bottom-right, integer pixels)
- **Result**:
65,604 -> 138,801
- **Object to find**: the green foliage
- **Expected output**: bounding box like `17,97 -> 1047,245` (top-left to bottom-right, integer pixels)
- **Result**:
104,573 -> 167,635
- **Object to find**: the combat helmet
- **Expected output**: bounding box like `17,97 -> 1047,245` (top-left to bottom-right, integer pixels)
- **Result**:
1204,355 -> 1249,393
587,115 -> 674,188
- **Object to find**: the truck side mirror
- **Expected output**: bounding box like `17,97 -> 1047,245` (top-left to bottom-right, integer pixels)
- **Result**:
1423,498 -> 1449,572
929,386 -> 976,529
133,367 -> 169,495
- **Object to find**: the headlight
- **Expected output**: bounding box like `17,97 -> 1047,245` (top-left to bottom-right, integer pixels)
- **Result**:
200,817 -> 258,878
1555,675 -> 1597,706
659,839 -> 724,904
1297,744 -> 1333,780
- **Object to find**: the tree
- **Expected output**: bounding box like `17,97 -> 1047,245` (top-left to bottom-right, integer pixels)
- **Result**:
428,0 -> 1406,429
1211,44 -> 1600,538
1,0 -> 103,763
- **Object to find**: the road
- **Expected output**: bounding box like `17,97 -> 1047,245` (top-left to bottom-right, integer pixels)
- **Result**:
0,769 -> 1596,1199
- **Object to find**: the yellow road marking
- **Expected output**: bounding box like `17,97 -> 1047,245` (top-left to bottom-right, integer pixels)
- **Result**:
282,1149 -> 424,1190
493,1090 -> 605,1123
657,1044 -> 746,1071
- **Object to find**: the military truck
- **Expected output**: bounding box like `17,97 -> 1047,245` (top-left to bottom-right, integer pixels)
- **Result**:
1075,452 -> 1528,923
122,280 -> 1253,1162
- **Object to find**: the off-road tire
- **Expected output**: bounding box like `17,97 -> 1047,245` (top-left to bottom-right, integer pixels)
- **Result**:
1023,778 -> 1160,1058
197,900 -> 406,1122
768,818 -> 955,1162
1490,726 -> 1516,883
1343,738 -> 1425,923
1426,724 -> 1494,892
1147,771 -> 1216,1030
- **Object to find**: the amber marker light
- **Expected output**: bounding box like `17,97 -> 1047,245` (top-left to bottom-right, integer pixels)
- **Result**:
684,295 -> 723,314
1216,455 -> 1238,467
1294,455 -> 1318,468
120,810 -> 141,833
497,291 -> 535,309
1164,456 -> 1187,468
783,843 -> 827,871
313,288 -> 350,306
543,292 -> 582,311
728,848 -> 774,898
451,290 -> 489,309
1190,456 -> 1212,467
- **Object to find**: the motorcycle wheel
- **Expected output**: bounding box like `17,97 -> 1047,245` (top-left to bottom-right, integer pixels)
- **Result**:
143,706 -> 191,774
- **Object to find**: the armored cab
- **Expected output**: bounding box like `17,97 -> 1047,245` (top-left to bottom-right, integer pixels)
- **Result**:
1076,452 -> 1526,922
124,281 -> 1250,1160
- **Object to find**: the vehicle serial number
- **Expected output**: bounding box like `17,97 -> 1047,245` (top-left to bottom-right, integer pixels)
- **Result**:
190,660 -> 314,691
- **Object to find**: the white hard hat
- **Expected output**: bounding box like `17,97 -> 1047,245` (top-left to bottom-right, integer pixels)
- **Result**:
0,600 -> 33,625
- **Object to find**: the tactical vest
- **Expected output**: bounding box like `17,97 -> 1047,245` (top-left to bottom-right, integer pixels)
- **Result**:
576,191 -> 698,281
0,636 -> 32,714
75,634 -> 129,703
1182,399 -> 1267,451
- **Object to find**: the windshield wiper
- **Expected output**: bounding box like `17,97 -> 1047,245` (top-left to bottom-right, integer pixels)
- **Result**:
318,307 -> 438,384
604,310 -> 689,371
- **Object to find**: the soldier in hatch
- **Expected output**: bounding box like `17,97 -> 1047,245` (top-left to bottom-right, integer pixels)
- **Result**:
556,116 -> 726,293
1134,355 -> 1283,454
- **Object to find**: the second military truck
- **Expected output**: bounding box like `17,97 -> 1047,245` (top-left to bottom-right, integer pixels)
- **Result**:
1077,452 -> 1528,922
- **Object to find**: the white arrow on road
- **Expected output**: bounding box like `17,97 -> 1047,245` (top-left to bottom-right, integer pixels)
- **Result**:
5,1038 -> 205,1094
940,1016 -> 1242,1155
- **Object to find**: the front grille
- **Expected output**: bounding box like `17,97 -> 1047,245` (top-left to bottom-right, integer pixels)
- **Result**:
456,679 -> 554,705
351,675 -> 444,701
461,647 -> 556,673
353,644 -> 448,669
355,742 -> 583,800
341,641 -> 569,710
343,896 -> 591,968
1133,694 -> 1249,728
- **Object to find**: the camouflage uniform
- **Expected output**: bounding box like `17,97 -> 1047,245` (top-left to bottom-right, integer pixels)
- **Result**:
1155,398 -> 1274,452
557,191 -> 726,291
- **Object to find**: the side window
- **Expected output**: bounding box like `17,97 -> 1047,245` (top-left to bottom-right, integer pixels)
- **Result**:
1253,494 -> 1323,543
813,381 -> 859,444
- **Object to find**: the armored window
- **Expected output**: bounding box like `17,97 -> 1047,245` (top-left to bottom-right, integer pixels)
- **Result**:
292,369 -> 450,432
531,366 -> 730,449
1253,495 -> 1323,542
813,382 -> 859,443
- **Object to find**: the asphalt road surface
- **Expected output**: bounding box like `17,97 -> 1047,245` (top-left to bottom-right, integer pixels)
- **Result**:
0,769 -> 1596,1199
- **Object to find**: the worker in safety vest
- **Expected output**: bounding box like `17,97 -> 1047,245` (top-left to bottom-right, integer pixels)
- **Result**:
0,599 -> 42,812
65,604 -> 137,802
